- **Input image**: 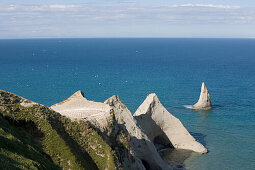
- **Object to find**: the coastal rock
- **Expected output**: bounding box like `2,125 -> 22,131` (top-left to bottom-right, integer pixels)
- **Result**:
134,93 -> 208,154
51,91 -> 170,169
105,95 -> 172,170
50,90 -> 113,132
192,82 -> 212,110
20,99 -> 37,107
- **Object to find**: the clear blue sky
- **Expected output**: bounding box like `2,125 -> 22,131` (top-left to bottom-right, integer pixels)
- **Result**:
0,0 -> 254,38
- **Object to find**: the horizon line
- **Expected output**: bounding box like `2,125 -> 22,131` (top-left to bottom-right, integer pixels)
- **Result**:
1,37 -> 255,40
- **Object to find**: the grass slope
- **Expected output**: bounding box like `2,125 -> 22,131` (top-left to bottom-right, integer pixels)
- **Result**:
0,114 -> 60,170
0,90 -> 117,170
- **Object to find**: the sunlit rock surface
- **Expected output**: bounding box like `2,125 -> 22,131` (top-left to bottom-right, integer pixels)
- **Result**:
192,82 -> 212,110
134,93 -> 208,154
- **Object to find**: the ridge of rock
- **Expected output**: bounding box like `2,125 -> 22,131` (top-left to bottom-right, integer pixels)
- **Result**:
104,95 -> 172,170
134,93 -> 208,154
50,90 -> 112,131
192,82 -> 212,110
51,92 -> 165,169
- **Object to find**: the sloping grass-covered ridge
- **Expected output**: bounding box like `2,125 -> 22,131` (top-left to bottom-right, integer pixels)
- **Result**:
0,90 -> 117,170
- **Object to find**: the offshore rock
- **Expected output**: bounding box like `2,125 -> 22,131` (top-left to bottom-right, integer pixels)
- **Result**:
192,82 -> 212,110
134,93 -> 208,154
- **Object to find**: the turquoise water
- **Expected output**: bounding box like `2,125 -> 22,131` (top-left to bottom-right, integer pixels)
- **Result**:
0,38 -> 254,169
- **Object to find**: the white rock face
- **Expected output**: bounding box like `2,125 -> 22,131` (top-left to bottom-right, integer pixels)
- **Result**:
50,90 -> 113,131
192,82 -> 212,110
51,90 -> 207,168
51,91 -> 171,169
105,95 -> 172,170
134,93 -> 208,154
50,91 -> 146,169
20,99 -> 37,107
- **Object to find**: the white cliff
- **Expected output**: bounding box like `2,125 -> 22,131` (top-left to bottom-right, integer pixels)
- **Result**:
134,93 -> 208,154
51,91 -> 172,169
192,82 -> 212,110
51,91 -> 146,169
50,90 -> 113,132
51,90 -> 207,168
105,95 -> 172,170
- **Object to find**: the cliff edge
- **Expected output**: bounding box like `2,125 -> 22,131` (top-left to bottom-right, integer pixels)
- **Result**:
105,95 -> 171,170
50,90 -> 113,132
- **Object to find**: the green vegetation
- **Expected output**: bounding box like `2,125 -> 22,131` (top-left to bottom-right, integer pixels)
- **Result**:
0,90 -> 117,170
0,113 -> 60,170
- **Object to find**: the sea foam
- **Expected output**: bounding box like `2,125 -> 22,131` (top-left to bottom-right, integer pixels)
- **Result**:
184,105 -> 193,109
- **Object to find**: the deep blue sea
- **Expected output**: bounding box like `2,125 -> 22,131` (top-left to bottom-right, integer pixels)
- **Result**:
0,38 -> 254,170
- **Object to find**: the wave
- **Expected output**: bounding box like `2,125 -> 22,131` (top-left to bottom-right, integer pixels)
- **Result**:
184,105 -> 193,109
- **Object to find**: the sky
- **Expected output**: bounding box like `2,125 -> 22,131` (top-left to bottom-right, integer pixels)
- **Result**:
0,0 -> 255,38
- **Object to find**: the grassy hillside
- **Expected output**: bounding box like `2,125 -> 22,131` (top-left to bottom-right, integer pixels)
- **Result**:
0,113 -> 60,169
0,90 -> 117,170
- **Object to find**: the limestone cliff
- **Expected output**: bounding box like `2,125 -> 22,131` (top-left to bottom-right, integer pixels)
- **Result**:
134,93 -> 208,154
105,95 -> 172,170
192,82 -> 212,110
51,91 -> 167,169
50,90 -> 113,132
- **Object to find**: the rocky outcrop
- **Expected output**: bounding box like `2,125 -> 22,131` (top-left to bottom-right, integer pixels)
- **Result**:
134,93 -> 208,154
105,95 -> 172,170
51,91 -> 171,169
192,82 -> 212,110
50,90 -> 113,132
51,90 -> 207,169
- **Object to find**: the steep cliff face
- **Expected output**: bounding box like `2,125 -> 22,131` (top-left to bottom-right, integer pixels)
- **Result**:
51,91 -> 150,169
192,82 -> 212,110
105,95 -> 172,170
50,90 -> 208,168
51,91 -> 172,170
134,93 -> 208,154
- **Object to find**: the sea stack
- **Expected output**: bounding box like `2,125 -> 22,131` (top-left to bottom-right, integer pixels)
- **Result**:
134,93 -> 208,154
192,82 -> 212,110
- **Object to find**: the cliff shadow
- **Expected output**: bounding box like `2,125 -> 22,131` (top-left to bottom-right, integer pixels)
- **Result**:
47,113 -> 99,170
87,118 -> 139,169
159,148 -> 192,170
134,114 -> 199,169
0,114 -> 60,169
135,114 -> 174,150
0,152 -> 33,169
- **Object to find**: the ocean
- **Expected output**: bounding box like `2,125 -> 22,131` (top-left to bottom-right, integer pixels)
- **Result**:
0,38 -> 254,169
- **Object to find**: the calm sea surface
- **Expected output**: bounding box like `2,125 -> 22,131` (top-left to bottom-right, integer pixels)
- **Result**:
0,38 -> 254,169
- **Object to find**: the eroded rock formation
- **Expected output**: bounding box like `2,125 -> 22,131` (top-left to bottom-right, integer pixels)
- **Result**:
134,93 -> 208,154
105,95 -> 171,170
51,91 -> 172,169
50,90 -> 113,132
192,82 -> 212,110
51,90 -> 208,169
